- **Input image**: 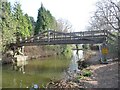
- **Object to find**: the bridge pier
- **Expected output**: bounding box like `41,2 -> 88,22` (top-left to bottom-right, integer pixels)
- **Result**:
21,46 -> 25,55
14,46 -> 24,56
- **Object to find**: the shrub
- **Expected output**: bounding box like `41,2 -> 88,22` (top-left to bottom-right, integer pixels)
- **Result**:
82,69 -> 92,77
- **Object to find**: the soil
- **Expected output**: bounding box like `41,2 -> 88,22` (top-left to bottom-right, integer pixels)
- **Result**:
24,46 -> 56,59
80,51 -> 119,88
46,50 -> 119,88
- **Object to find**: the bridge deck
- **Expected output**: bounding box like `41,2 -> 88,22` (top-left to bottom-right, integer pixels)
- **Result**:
19,30 -> 109,46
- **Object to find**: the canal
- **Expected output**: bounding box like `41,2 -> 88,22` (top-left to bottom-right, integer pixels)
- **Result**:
2,50 -> 83,88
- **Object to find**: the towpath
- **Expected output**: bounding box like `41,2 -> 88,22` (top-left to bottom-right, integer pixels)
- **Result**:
81,51 -> 119,88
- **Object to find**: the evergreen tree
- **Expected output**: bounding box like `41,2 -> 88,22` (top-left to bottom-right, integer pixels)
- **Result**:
1,1 -> 16,52
13,2 -> 32,38
34,3 -> 56,35
24,14 -> 33,36
35,3 -> 46,34
46,10 -> 57,30
1,1 -> 33,52
29,16 -> 35,35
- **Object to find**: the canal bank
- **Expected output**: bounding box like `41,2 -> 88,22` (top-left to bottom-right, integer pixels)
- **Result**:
45,50 -> 118,88
24,46 -> 57,60
23,45 -> 72,60
45,50 -> 98,88
2,49 -> 101,88
77,51 -> 118,88
2,45 -> 72,64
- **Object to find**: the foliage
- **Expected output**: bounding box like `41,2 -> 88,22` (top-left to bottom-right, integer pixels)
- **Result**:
55,19 -> 73,56
76,69 -> 92,80
61,45 -> 72,57
82,44 -> 90,50
1,1 -> 72,55
34,3 -> 57,35
1,1 -> 16,51
29,16 -> 35,35
1,1 -> 33,52
77,60 -> 88,70
24,14 -> 33,36
34,4 -> 73,55
13,2 -> 32,38
82,69 -> 92,77
44,45 -> 72,57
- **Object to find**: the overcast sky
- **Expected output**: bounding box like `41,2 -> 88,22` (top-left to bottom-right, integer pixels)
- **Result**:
8,0 -> 98,31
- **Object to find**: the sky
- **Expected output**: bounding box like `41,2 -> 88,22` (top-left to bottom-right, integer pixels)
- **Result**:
8,0 -> 98,32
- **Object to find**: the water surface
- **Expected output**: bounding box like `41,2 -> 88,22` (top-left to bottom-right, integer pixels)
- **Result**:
2,50 -> 83,88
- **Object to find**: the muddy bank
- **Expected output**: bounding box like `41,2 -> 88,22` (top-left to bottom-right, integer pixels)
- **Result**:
2,46 -> 57,64
24,46 -> 57,60
45,50 -> 97,88
80,61 -> 118,88
79,51 -> 119,88
45,50 -> 119,88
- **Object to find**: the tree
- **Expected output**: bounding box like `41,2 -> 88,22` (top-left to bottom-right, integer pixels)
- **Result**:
34,3 -> 56,35
1,1 -> 16,52
56,19 -> 73,32
13,2 -> 32,38
29,16 -> 35,35
24,14 -> 33,36
55,19 -> 73,55
46,10 -> 57,30
88,0 -> 119,56
89,0 -> 120,33
1,1 -> 33,52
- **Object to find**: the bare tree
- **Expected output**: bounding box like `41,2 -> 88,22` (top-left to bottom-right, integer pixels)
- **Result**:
88,0 -> 119,57
88,0 -> 120,34
56,19 -> 73,32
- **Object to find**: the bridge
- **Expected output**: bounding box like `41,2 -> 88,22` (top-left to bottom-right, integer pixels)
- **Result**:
18,29 -> 117,46
10,29 -> 117,64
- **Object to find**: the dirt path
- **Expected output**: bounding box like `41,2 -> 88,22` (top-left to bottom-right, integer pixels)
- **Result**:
81,51 -> 119,88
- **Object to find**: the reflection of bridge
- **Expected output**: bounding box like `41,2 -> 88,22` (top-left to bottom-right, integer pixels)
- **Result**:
19,30 -> 117,46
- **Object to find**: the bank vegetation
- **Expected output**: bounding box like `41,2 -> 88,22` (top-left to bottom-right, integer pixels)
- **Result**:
0,1 -> 73,61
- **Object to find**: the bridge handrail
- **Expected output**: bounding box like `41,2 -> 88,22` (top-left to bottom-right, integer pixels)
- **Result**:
21,30 -> 49,42
20,29 -> 108,44
49,30 -> 107,37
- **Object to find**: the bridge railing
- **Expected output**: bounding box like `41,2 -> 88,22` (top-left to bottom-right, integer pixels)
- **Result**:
20,29 -> 108,45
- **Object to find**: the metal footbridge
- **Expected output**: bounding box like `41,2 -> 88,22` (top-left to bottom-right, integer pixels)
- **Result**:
19,30 -> 116,46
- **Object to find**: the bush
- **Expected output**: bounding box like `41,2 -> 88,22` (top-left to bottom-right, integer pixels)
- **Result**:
82,69 -> 92,77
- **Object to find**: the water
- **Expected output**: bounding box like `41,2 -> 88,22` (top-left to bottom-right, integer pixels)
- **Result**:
2,50 -> 83,88
69,50 -> 83,73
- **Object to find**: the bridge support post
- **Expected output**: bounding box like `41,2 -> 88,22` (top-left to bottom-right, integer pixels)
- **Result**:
21,46 -> 25,55
14,46 -> 24,56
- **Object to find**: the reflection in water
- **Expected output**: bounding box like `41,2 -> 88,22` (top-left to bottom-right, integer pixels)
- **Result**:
69,50 -> 83,73
12,61 -> 28,74
2,56 -> 71,88
2,50 -> 83,88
